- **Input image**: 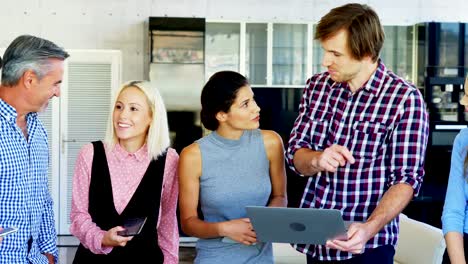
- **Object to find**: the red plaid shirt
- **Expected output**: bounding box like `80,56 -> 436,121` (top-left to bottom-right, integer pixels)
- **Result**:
286,60 -> 429,261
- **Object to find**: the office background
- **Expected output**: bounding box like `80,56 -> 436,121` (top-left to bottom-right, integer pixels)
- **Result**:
1,0 -> 468,263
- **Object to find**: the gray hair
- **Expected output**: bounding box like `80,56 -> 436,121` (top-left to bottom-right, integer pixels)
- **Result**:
0,35 -> 69,86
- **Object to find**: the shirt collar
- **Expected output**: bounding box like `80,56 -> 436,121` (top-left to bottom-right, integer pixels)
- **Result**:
0,98 -> 18,122
363,59 -> 388,96
0,98 -> 39,123
329,59 -> 387,96
112,143 -> 149,162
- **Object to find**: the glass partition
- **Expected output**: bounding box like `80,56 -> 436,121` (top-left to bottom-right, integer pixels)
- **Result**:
416,23 -> 427,88
381,26 -> 414,82
312,25 -> 325,75
272,24 -> 307,85
439,23 -> 459,71
205,23 -> 240,80
246,23 -> 267,85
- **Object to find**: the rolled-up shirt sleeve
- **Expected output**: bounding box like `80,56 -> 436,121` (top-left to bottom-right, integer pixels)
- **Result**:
37,190 -> 58,261
387,90 -> 429,196
442,130 -> 468,235
286,78 -> 315,176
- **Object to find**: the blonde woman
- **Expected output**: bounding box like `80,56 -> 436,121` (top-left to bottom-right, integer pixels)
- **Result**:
70,81 -> 179,263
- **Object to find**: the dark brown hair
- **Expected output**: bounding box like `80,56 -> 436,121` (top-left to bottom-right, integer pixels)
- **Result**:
200,71 -> 249,131
315,3 -> 384,62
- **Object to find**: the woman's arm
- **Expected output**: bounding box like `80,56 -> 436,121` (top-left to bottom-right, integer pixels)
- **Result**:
445,231 -> 466,264
442,131 -> 468,264
178,143 -> 256,245
69,144 -> 113,254
157,148 -> 179,264
69,143 -> 131,254
261,130 -> 287,207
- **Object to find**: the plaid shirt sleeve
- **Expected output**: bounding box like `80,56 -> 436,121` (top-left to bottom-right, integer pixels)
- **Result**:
286,78 -> 315,176
386,89 -> 429,196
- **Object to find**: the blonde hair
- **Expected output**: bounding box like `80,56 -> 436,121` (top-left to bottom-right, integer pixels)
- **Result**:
104,80 -> 170,160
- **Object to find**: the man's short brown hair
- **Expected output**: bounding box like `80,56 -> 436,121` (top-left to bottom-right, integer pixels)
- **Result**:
315,3 -> 384,62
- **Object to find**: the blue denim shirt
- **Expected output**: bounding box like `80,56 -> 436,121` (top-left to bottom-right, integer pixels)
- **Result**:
442,128 -> 468,235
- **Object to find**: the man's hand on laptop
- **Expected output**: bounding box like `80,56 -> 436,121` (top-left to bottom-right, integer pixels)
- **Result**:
325,222 -> 373,254
220,218 -> 257,245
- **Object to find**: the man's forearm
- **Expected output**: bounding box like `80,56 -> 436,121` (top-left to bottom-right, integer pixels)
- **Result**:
293,148 -> 321,176
365,183 -> 414,237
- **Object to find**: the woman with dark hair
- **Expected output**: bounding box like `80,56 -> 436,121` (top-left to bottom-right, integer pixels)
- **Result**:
178,71 -> 287,263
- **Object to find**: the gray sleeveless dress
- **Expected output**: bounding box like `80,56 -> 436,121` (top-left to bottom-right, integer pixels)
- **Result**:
195,129 -> 273,264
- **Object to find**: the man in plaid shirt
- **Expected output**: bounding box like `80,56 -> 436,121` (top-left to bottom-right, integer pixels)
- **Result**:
286,3 -> 429,263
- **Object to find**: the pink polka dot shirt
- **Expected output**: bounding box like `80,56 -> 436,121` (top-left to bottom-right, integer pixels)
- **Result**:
69,142 -> 179,264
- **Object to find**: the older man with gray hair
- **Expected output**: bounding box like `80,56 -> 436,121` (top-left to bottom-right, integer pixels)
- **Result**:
0,35 -> 69,264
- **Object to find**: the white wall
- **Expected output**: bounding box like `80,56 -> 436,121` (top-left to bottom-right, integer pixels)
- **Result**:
1,0 -> 467,81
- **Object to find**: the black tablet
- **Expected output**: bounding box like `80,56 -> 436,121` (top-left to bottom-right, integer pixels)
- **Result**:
117,217 -> 147,237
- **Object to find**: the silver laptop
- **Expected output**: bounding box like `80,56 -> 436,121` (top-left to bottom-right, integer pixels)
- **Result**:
246,206 -> 349,245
